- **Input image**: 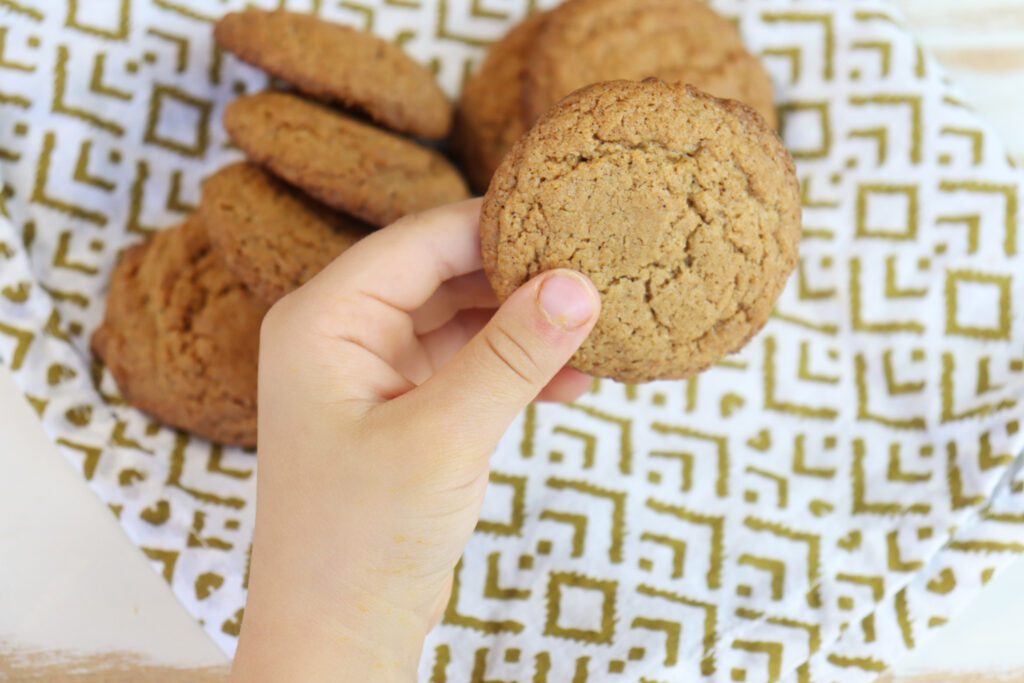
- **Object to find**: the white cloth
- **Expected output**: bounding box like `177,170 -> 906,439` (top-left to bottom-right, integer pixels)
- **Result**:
0,1 -> 1022,680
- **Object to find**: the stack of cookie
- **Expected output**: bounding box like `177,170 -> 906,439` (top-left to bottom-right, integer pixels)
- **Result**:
206,10 -> 470,301
455,0 -> 778,193
93,10 -> 470,447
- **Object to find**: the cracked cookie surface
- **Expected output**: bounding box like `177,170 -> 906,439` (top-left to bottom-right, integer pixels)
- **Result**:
215,9 -> 452,139
481,79 -> 801,382
225,92 -> 470,227
523,0 -> 777,129
202,162 -> 370,305
91,215 -> 267,446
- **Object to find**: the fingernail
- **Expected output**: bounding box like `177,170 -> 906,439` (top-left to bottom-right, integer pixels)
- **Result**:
537,271 -> 598,331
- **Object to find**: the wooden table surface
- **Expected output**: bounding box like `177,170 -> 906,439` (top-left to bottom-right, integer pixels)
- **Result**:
1,1 -> 1022,682
899,0 -> 1024,162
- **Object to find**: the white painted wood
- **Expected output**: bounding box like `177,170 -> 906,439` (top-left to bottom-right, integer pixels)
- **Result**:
0,367 -> 227,668
896,0 -> 1024,160
894,557 -> 1024,674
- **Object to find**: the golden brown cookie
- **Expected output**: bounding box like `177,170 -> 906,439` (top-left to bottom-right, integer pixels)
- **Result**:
455,11 -> 548,193
214,9 -> 452,139
225,92 -> 470,227
201,162 -> 370,304
482,79 -> 801,383
523,0 -> 777,129
91,216 -> 267,446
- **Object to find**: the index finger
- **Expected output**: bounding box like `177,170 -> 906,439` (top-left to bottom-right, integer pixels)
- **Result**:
303,198 -> 486,313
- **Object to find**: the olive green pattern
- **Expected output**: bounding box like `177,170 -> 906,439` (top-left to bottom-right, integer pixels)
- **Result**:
0,1 -> 1022,681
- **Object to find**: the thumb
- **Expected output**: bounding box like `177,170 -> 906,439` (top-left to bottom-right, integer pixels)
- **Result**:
408,269 -> 600,451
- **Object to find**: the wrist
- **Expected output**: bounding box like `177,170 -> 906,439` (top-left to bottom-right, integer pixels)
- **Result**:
231,572 -> 429,682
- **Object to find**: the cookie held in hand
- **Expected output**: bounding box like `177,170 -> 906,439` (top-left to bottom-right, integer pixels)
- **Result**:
91,216 -> 267,446
481,79 -> 801,383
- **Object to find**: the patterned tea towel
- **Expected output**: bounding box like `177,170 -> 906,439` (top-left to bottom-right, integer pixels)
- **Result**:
0,1 -> 1023,681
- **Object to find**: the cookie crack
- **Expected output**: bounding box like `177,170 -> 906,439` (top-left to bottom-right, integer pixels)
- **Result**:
527,136 -> 708,196
644,275 -> 674,337
686,194 -> 711,227
177,246 -> 213,334
592,138 -> 705,160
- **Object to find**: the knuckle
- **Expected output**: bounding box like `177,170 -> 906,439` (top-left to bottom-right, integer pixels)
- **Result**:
482,323 -> 541,386
387,210 -> 425,232
261,289 -> 318,336
260,296 -> 294,344
261,289 -> 345,350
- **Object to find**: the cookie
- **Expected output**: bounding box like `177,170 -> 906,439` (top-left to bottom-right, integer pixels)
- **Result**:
225,92 -> 470,227
481,79 -> 801,382
215,9 -> 451,139
201,162 -> 369,304
91,216 -> 267,446
455,11 -> 548,193
523,0 -> 777,129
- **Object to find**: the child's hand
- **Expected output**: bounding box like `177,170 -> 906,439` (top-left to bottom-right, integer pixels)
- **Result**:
231,199 -> 601,682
